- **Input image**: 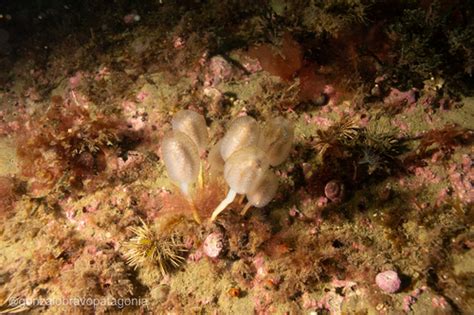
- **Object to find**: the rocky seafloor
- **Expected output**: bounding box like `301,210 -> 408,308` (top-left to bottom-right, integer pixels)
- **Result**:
0,1 -> 473,314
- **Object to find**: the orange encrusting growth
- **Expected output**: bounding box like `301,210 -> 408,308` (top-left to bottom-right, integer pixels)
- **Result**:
160,179 -> 227,219
247,33 -> 303,81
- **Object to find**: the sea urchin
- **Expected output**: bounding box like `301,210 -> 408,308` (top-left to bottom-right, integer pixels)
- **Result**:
123,219 -> 188,276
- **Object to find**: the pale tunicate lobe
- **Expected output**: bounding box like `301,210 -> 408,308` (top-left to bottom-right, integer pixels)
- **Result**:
259,116 -> 294,166
246,170 -> 279,208
162,131 -> 200,185
220,116 -> 260,161
172,110 -> 208,150
224,146 -> 269,194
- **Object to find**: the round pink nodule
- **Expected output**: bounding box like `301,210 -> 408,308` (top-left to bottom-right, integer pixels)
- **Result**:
376,270 -> 401,293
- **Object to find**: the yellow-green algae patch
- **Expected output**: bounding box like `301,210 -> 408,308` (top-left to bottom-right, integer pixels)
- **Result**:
0,137 -> 18,176
168,258 -> 255,314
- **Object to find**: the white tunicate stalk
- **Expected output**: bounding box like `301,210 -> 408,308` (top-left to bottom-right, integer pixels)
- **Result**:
258,116 -> 294,166
172,109 -> 209,151
220,116 -> 260,161
241,170 -> 279,216
211,146 -> 269,221
210,188 -> 237,221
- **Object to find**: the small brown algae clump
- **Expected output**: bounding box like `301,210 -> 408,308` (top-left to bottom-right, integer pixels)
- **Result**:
162,130 -> 200,196
220,116 -> 260,161
172,109 -> 209,151
259,116 -> 294,166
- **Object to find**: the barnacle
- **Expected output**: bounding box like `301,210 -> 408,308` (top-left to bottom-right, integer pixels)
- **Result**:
123,219 -> 188,277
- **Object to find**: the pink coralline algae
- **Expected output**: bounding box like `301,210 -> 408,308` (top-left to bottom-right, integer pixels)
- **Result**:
136,91 -> 149,102
188,249 -> 203,262
253,254 -> 269,281
241,57 -> 262,74
117,151 -> 145,171
448,156 -> 473,204
403,286 -> 427,312
173,36 -> 185,49
69,71 -> 84,89
205,56 -> 233,87
432,296 -> 448,309
376,270 -> 401,293
202,232 -> 224,258
384,88 -> 417,107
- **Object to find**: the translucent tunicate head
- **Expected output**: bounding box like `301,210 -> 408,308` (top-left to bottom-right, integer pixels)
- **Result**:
208,139 -> 225,178
246,170 -> 279,208
224,146 -> 269,194
258,116 -> 294,166
172,109 -> 208,151
220,116 -> 260,161
162,131 -> 200,185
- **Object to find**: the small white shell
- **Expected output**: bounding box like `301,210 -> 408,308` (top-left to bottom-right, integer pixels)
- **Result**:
162,131 -> 200,184
172,110 -> 208,151
220,116 -> 260,161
